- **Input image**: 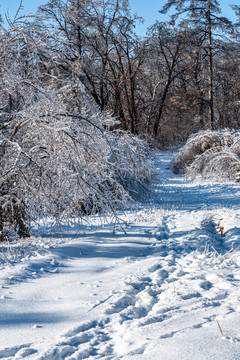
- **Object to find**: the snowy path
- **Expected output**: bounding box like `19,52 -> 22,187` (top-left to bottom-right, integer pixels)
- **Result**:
1,152 -> 240,359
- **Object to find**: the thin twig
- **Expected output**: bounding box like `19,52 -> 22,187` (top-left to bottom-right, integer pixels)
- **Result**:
217,320 -> 224,337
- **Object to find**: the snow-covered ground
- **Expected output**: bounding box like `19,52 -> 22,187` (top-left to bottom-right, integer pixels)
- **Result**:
1,151 -> 240,359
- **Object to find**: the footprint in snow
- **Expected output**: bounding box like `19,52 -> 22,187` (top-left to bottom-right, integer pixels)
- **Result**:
152,269 -> 169,285
105,294 -> 135,315
149,263 -> 162,273
40,319 -> 114,360
181,292 -> 202,300
65,320 -> 98,337
120,305 -> 149,320
209,290 -> 228,301
199,280 -> 213,290
140,313 -> 170,326
0,344 -> 37,359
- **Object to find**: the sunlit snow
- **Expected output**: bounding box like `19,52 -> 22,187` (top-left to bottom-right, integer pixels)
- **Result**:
1,151 -> 240,359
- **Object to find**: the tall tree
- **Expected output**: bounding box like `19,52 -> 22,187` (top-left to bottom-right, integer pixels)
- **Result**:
160,0 -> 232,130
232,5 -> 240,38
145,23 -> 188,138
37,0 -> 142,133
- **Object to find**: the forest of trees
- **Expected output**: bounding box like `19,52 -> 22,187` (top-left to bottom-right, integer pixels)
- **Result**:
0,0 -> 240,238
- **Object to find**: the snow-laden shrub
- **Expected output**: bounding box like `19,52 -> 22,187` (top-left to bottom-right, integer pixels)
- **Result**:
0,23 -> 155,239
185,146 -> 240,181
108,130 -> 154,200
231,134 -> 240,159
0,91 -> 154,239
172,130 -> 234,174
172,129 -> 240,182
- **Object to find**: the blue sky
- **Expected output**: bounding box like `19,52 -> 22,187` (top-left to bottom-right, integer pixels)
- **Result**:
0,0 -> 238,35
130,0 -> 239,34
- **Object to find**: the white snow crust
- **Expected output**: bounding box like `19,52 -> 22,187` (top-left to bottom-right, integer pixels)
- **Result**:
1,151 -> 240,359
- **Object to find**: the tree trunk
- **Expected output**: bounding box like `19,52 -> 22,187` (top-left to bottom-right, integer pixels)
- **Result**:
207,0 -> 214,129
153,79 -> 171,137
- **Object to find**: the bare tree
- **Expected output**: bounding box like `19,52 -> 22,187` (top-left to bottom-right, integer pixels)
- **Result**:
36,0 -> 144,134
160,0 -> 233,130
144,23 -> 188,139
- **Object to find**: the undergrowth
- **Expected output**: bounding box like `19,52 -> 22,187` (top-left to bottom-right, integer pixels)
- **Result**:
172,129 -> 240,181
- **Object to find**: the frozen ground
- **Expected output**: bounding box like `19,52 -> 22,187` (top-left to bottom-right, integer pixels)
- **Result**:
1,151 -> 240,359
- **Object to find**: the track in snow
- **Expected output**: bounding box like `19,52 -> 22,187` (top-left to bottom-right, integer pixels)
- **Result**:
1,151 -> 240,359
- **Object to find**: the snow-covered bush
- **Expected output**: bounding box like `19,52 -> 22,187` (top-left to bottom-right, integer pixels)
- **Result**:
107,130 -> 154,200
0,87 -> 154,239
172,130 -> 234,174
186,146 -> 240,181
231,134 -> 240,158
172,129 -> 240,182
0,17 -> 155,240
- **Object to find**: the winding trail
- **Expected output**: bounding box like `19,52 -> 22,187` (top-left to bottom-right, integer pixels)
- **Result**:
1,152 -> 240,359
